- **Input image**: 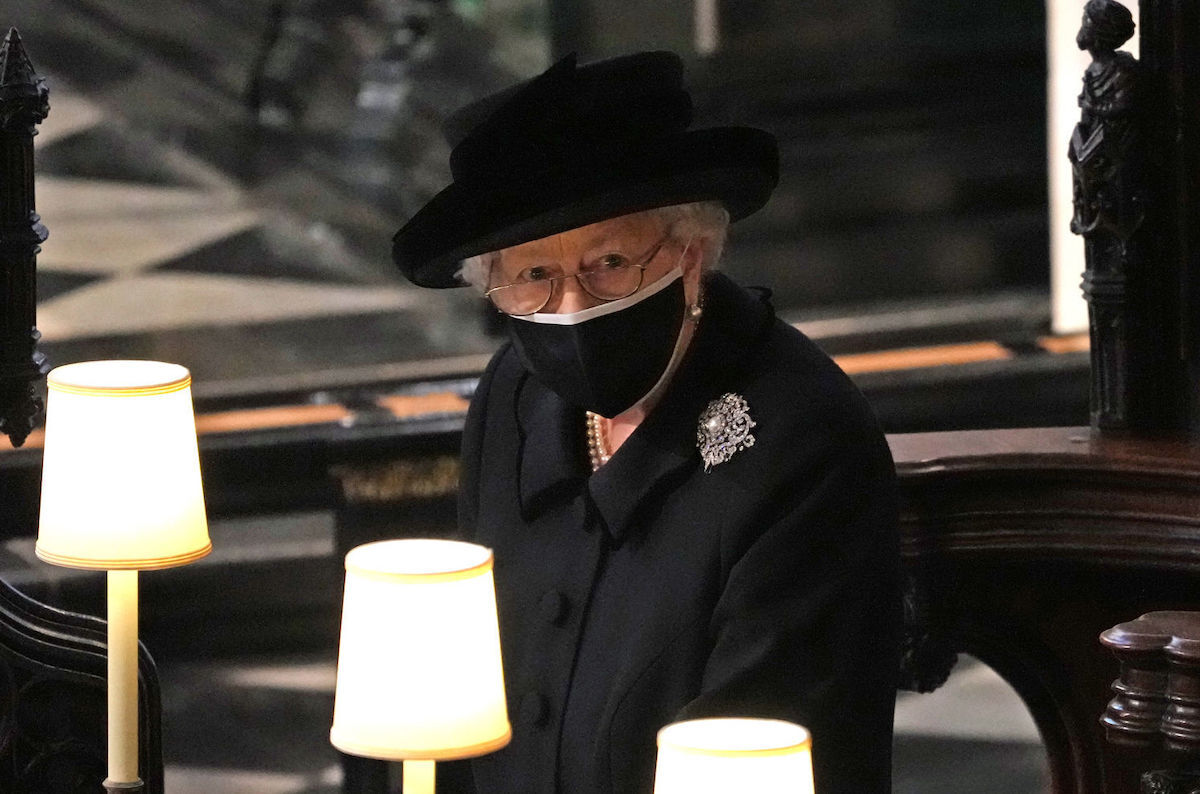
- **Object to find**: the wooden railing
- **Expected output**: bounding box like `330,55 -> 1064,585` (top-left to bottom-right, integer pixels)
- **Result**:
892,426 -> 1200,794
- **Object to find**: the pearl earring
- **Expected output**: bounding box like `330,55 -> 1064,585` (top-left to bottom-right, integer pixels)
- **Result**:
687,303 -> 704,322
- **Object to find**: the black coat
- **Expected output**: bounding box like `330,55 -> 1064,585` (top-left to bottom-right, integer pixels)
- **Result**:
455,272 -> 901,794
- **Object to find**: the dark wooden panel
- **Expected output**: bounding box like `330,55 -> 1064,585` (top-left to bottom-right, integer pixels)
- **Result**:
893,427 -> 1200,794
0,577 -> 164,792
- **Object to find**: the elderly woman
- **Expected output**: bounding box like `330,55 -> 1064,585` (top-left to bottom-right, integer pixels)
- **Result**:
391,52 -> 900,794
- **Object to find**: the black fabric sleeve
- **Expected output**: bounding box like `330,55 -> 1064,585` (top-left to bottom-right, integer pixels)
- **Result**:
441,350 -> 509,793
457,346 -> 508,538
676,430 -> 901,794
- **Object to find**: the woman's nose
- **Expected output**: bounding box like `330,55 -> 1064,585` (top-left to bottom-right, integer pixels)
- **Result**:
550,275 -> 600,314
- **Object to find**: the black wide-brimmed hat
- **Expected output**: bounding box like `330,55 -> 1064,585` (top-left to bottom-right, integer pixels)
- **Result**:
391,51 -> 779,288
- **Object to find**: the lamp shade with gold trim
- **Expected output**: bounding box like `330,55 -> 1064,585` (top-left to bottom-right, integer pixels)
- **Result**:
654,717 -> 815,794
36,360 -> 212,570
330,538 -> 511,761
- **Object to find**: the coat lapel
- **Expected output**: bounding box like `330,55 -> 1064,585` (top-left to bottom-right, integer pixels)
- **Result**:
516,371 -> 589,520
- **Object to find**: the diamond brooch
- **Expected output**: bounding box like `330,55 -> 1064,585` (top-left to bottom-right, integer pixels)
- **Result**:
697,393 -> 756,471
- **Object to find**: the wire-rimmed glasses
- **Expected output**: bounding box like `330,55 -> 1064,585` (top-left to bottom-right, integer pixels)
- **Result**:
484,235 -> 669,316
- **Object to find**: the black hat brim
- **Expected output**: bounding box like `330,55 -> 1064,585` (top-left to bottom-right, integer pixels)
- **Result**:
392,126 -> 778,288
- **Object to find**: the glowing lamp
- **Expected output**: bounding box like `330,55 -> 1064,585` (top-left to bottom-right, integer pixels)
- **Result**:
331,538 -> 510,793
36,360 -> 211,793
654,717 -> 815,794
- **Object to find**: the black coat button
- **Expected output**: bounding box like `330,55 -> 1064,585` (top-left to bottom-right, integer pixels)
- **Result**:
519,691 -> 549,728
539,591 -> 570,626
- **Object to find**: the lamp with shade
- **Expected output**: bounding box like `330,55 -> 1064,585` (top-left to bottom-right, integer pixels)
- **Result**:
330,538 -> 511,793
654,717 -> 815,794
36,360 -> 212,793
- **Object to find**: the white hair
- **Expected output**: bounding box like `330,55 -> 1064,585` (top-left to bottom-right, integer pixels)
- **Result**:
455,200 -> 731,293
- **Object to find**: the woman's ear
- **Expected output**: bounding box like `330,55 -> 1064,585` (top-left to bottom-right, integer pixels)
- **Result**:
680,234 -> 707,306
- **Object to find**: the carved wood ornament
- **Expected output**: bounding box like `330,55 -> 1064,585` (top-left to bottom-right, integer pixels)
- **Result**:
1068,0 -> 1161,431
1101,613 -> 1200,794
0,28 -> 49,448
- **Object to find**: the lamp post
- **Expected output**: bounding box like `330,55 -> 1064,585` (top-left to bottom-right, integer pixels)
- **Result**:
654,717 -> 815,794
35,360 -> 212,792
330,538 -> 511,793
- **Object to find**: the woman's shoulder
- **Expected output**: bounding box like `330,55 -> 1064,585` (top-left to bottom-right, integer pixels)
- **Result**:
746,318 -> 881,433
704,316 -> 891,490
703,273 -> 871,422
471,341 -> 523,401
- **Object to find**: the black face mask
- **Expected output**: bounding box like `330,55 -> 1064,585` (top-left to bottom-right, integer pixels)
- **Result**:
508,269 -> 686,418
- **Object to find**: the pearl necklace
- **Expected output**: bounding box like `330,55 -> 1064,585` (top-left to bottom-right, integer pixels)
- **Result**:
586,411 -> 611,471
580,296 -> 703,473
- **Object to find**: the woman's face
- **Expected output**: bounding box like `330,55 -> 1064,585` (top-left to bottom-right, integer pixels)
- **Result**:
490,211 -> 705,314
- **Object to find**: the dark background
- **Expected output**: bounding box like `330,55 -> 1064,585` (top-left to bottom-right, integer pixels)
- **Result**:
552,0 -> 1049,311
5,0 -> 1050,316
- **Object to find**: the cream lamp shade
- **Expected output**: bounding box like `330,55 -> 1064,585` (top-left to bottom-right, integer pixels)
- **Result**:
36,360 -> 212,570
654,717 -> 815,794
330,538 -> 511,761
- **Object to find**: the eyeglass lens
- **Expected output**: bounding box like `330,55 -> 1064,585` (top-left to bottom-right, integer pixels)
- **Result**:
489,240 -> 664,315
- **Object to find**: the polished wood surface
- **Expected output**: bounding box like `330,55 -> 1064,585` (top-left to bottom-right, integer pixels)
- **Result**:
891,427 -> 1200,794
835,341 -> 1012,375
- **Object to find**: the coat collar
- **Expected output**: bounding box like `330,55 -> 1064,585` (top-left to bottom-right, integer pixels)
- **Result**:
515,272 -> 774,542
515,369 -> 588,520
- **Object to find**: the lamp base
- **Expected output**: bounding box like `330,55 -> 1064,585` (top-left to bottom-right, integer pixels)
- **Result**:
102,778 -> 144,792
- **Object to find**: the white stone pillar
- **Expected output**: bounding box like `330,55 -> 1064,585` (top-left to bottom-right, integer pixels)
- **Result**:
694,0 -> 719,56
